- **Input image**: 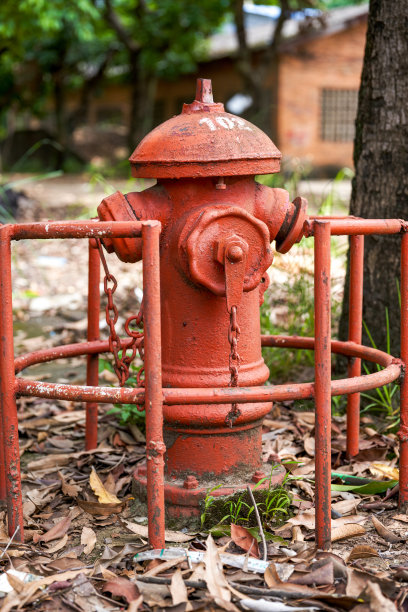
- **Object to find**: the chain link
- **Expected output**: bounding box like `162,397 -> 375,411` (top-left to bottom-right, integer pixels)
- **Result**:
225,305 -> 242,427
95,239 -> 144,387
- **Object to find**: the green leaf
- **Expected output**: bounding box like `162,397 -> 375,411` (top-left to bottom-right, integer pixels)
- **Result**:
331,480 -> 398,494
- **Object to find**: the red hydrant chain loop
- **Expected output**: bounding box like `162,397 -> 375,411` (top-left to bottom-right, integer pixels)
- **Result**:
95,238 -> 144,388
226,305 -> 242,427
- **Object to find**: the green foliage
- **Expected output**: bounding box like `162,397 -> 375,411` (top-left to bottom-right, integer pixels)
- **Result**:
200,485 -> 223,528
331,479 -> 398,494
359,306 -> 400,428
260,167 -> 349,383
0,0 -> 227,129
0,169 -> 63,222
201,468 -> 292,531
261,276 -> 316,382
319,0 -> 367,7
100,355 -> 146,429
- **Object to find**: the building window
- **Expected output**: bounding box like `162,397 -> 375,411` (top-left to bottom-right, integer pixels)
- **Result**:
320,89 -> 358,142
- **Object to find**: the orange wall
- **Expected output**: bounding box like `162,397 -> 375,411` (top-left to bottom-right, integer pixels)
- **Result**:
277,20 -> 366,171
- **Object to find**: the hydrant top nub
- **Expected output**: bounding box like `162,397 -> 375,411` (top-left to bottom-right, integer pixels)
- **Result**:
196,78 -> 213,104
129,78 -> 282,180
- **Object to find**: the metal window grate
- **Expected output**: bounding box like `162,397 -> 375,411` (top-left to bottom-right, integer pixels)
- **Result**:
320,89 -> 358,142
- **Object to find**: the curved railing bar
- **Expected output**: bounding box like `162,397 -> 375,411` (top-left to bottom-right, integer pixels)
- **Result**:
14,335 -> 402,406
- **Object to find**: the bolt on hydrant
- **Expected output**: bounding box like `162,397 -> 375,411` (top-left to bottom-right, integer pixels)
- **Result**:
97,79 -> 307,519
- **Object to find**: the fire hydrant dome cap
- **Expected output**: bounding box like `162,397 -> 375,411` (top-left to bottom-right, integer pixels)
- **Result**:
129,83 -> 281,179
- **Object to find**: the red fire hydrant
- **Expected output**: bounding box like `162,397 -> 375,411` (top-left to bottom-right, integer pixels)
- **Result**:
98,79 -> 307,518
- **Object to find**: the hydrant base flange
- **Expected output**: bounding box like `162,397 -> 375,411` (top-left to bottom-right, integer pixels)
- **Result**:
133,462 -> 286,524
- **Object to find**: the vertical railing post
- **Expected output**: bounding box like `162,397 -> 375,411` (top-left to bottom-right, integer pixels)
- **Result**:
314,220 -> 332,550
0,276 -> 5,503
85,239 -> 100,450
0,226 -> 24,540
399,232 -> 408,510
0,419 -> 5,502
346,235 -> 364,458
142,221 -> 165,549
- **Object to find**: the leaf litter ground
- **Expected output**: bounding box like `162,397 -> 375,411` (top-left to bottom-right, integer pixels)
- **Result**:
2,202 -> 408,610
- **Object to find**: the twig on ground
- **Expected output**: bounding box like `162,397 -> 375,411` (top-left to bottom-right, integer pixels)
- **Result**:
384,483 -> 399,500
135,575 -> 283,601
0,526 -> 20,559
247,485 -> 267,562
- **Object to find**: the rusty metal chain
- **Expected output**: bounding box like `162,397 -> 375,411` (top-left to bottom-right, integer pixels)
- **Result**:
95,239 -> 144,387
225,305 -> 242,427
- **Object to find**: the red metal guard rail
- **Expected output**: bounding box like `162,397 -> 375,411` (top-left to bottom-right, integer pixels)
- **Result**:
2,215 -> 408,550
0,220 -> 165,548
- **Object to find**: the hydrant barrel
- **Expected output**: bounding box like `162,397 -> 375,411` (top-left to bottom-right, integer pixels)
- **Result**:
97,79 -> 307,519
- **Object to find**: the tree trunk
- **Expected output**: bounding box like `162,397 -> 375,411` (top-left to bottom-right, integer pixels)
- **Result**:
53,71 -> 67,168
339,0 -> 408,358
128,53 -> 157,152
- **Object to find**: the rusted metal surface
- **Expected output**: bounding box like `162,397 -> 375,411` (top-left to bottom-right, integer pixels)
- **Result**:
399,232 -> 408,510
0,417 -> 5,502
101,81 -> 307,510
10,220 -> 143,241
85,240 -> 100,450
96,238 -> 144,386
133,461 -> 285,519
129,78 -> 281,179
15,337 -> 401,404
142,221 -> 165,549
314,221 -> 332,551
304,218 -> 405,236
2,218 -> 408,544
346,235 -> 364,458
2,79 -> 408,550
0,225 -> 24,541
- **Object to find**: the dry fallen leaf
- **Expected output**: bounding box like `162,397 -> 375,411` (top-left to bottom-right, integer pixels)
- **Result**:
370,462 -> 399,481
291,560 -> 334,586
103,473 -> 117,494
45,534 -> 68,553
331,523 -> 366,542
123,520 -> 194,543
331,499 -> 360,515
144,557 -> 186,577
58,471 -> 81,498
295,480 -> 314,500
2,568 -> 92,612
170,568 -> 188,606
203,534 -> 231,603
6,573 -> 26,594
33,515 -> 71,544
77,499 -> 124,516
392,514 -> 408,523
264,563 -> 322,597
364,581 -> 398,612
371,515 -> 402,544
47,558 -> 86,572
102,576 -> 140,604
230,524 -> 259,558
347,545 -> 379,563
90,467 -> 121,504
291,525 -> 304,543
81,526 -> 96,555
303,436 -> 315,457
282,510 -> 366,532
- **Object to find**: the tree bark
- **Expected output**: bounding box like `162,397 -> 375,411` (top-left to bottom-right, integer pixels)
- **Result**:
128,55 -> 157,151
339,0 -> 408,357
